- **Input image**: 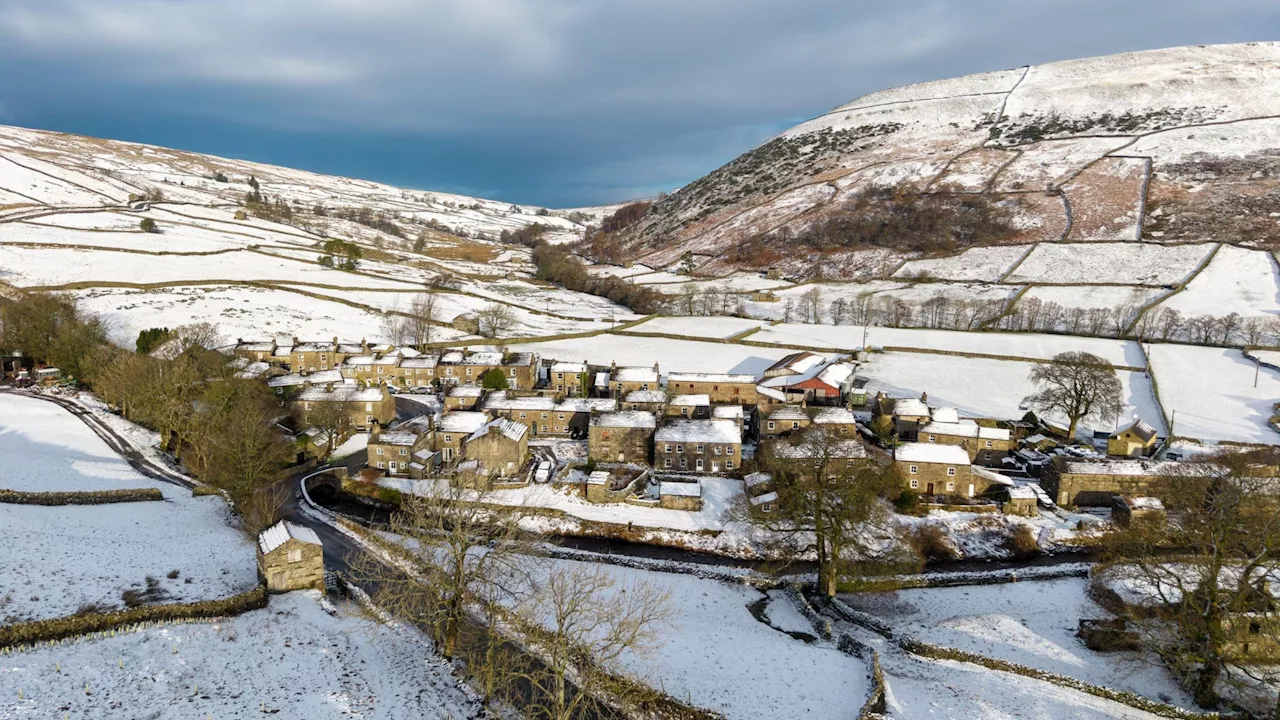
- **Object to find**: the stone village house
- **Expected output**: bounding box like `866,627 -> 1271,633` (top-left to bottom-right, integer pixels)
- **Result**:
293,383 -> 396,431
666,372 -> 758,405
258,520 -> 324,593
435,411 -> 489,463
588,411 -> 657,465
894,441 -> 1005,499
462,417 -> 530,481
654,419 -> 742,474
367,423 -> 432,476
1107,418 -> 1159,458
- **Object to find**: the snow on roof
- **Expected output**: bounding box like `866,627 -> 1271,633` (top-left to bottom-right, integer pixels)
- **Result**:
238,341 -> 274,352
463,351 -> 505,366
587,470 -> 611,485
660,481 -> 702,497
298,385 -> 386,402
972,465 -> 1013,486
437,412 -> 488,434
655,419 -> 742,444
668,372 -> 757,384
469,417 -> 528,443
272,345 -> 293,357
343,355 -> 377,365
293,341 -> 334,352
816,363 -> 854,386
235,361 -> 269,380
891,398 -> 931,417
504,352 -> 535,367
773,437 -> 867,460
258,520 -> 321,555
625,389 -> 667,403
551,361 -> 588,374
1025,433 -> 1052,444
372,431 -> 419,446
1125,496 -> 1165,510
449,384 -> 484,397
670,394 -> 710,407
1112,418 -> 1159,442
400,356 -> 438,369
1006,486 -> 1037,500
614,366 -> 659,383
766,406 -> 809,421
745,472 -> 772,488
485,393 -> 555,411
920,421 -> 1011,441
749,491 -> 779,506
895,442 -> 971,465
713,405 -> 745,420
592,411 -> 658,429
756,385 -> 786,402
555,398 -> 617,413
594,371 -> 611,388
931,407 -> 960,424
812,407 -> 857,425
767,351 -> 824,375
440,350 -> 464,364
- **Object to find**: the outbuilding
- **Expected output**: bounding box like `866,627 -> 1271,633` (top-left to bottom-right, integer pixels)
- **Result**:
257,520 -> 324,593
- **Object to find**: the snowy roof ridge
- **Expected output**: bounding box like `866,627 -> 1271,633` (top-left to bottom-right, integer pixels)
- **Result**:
258,520 -> 321,555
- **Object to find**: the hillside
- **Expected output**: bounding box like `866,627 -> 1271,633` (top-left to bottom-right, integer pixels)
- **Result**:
0,124 -> 637,346
604,42 -> 1280,280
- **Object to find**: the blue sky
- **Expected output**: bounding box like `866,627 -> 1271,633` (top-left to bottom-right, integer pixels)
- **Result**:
0,0 -> 1277,207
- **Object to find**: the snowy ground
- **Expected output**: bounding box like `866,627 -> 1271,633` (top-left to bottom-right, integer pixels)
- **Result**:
842,577 -> 1195,708
1147,344 -> 1280,445
522,556 -> 869,720
892,246 -> 1031,282
1004,242 -> 1215,286
0,393 -> 176,496
1154,244 -> 1280,319
858,351 -> 1166,433
0,591 -> 480,719
505,334 -> 807,376
751,324 -> 1142,366
622,315 -> 768,339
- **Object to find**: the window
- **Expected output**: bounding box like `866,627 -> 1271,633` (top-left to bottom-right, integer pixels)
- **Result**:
541,424 -> 548,432
946,467 -> 956,476
791,421 -> 799,429
761,502 -> 773,512
909,465 -> 918,474
928,434 -> 936,442
984,440 -> 993,448
466,368 -> 473,376
377,367 -> 383,375
726,460 -> 734,470
696,444 -> 704,454
365,402 -> 373,411
676,445 -> 684,453
558,414 -> 566,420
541,413 -> 548,419
713,385 -> 719,391
664,444 -> 672,453
376,447 -> 384,456
679,458 -> 687,469
287,549 -> 302,563
909,479 -> 919,489
519,412 -> 527,419
713,445 -> 721,455
767,421 -> 776,431
446,367 -> 454,376
664,458 -> 672,468
681,407 -> 688,416
399,448 -> 408,456
444,435 -> 452,443
376,461 -> 385,469
946,482 -> 955,492
734,388 -> 740,396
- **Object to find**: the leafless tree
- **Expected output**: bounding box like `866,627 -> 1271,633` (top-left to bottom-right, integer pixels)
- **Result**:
1187,315 -> 1219,346
754,428 -> 898,598
1218,312 -> 1243,347
1085,307 -> 1109,336
1110,304 -> 1135,338
801,286 -> 824,324
476,302 -> 517,338
1023,351 -> 1123,440
509,564 -> 673,720
1099,451 -> 1280,710
1241,316 -> 1267,347
830,298 -> 848,325
1155,307 -> 1185,342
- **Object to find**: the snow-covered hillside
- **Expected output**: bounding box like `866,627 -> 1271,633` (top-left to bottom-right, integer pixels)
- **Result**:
0,124 -> 630,346
609,42 -> 1280,280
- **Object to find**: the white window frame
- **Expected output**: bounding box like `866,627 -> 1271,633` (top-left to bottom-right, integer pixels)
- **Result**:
909,478 -> 919,489
664,457 -> 671,468
767,421 -> 776,430
946,467 -> 957,477
946,481 -> 955,492
287,548 -> 303,563
909,464 -> 918,474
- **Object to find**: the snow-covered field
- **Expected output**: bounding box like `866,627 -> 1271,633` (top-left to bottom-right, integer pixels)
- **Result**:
858,351 -> 1165,433
0,393 -> 177,496
531,556 -> 869,720
751,323 -> 1143,366
844,577 -> 1194,708
0,497 -> 257,622
1017,285 -> 1169,316
0,591 -> 480,719
1147,344 -> 1280,445
892,246 -> 1032,282
622,315 -> 767,339
505,334 -> 806,376
1004,243 -> 1215,286
1154,245 -> 1280,319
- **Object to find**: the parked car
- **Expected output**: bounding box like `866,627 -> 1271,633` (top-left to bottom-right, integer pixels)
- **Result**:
408,386 -> 433,395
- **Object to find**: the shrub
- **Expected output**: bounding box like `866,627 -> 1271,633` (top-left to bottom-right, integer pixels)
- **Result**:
1004,524 -> 1042,559
480,368 -> 509,390
0,488 -> 164,506
139,218 -> 159,233
893,490 -> 920,514
908,524 -> 960,562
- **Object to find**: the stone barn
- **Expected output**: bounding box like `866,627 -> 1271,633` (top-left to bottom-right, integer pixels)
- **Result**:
258,520 -> 324,593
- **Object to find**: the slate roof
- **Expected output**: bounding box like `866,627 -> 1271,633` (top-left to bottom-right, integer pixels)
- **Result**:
258,520 -> 321,555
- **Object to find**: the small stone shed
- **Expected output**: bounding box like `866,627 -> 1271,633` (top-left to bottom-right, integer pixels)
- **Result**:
658,480 -> 703,511
258,520 -> 325,593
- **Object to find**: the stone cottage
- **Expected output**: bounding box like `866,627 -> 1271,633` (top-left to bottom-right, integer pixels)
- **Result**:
258,520 -> 324,593
589,411 -> 657,465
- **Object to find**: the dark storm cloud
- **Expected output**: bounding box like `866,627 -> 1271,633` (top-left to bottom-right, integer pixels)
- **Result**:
0,0 -> 1276,205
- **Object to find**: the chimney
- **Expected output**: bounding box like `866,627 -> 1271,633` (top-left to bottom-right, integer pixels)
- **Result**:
325,382 -> 334,392
292,336 -> 299,346
920,391 -> 928,403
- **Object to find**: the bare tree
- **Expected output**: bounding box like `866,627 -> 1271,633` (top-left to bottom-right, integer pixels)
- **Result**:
1155,307 -> 1185,342
1241,316 -> 1267,348
1187,315 -> 1219,345
1099,451 -> 1280,710
801,286 -> 824,324
353,484 -> 540,660
511,564 -> 673,720
1218,312 -> 1243,347
754,428 -> 898,598
1023,351 -> 1123,440
476,302 -> 517,339
1109,304 -> 1135,338
305,398 -> 354,457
